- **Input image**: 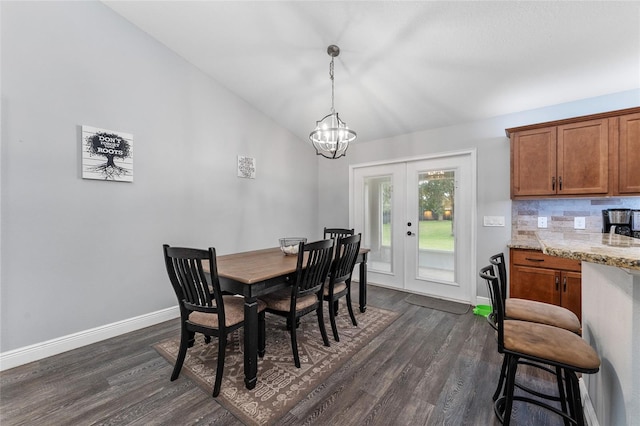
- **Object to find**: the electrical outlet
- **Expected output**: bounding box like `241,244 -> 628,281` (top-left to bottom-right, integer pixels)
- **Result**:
574,217 -> 586,229
538,217 -> 548,228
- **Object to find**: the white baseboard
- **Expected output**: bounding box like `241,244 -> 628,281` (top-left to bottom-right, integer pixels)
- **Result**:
0,306 -> 180,372
475,295 -> 490,307
580,377 -> 600,426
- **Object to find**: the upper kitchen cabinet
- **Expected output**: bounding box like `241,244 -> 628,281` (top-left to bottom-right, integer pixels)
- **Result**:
615,112 -> 640,195
557,118 -> 609,195
507,107 -> 640,199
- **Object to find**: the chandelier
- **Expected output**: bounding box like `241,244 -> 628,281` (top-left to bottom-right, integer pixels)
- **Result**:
309,45 -> 356,159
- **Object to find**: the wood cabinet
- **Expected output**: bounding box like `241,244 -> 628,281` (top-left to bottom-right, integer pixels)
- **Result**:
509,248 -> 582,321
615,112 -> 640,194
507,107 -> 640,199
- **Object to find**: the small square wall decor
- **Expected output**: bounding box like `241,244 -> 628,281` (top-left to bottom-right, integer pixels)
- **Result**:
237,156 -> 256,179
82,125 -> 133,182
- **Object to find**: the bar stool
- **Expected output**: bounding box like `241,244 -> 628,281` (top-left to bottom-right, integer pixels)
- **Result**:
489,253 -> 582,401
479,265 -> 600,426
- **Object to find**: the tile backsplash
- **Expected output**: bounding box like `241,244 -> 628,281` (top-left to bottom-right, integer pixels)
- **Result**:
511,198 -> 640,238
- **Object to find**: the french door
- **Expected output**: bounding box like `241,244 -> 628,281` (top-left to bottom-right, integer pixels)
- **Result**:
351,152 -> 475,303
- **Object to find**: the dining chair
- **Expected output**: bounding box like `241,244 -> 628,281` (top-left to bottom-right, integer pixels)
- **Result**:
489,252 -> 582,401
262,239 -> 334,368
163,244 -> 266,397
324,233 -> 361,342
323,227 -> 354,242
479,265 -> 600,426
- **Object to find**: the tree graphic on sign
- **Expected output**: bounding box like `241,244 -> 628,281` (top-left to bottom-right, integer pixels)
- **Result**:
85,131 -> 132,180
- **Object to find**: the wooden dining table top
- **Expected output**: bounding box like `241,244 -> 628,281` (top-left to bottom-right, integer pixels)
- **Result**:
212,246 -> 370,285
216,247 -> 299,284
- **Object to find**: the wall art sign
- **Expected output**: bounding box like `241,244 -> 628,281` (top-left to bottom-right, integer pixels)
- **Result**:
82,125 -> 133,182
237,155 -> 256,179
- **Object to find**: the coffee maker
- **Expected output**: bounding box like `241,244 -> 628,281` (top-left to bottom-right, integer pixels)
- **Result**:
602,209 -> 632,237
632,210 -> 640,239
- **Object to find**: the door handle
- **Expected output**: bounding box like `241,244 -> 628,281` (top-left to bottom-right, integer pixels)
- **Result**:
555,275 -> 560,291
552,177 -> 556,191
407,231 -> 415,236
563,276 -> 567,292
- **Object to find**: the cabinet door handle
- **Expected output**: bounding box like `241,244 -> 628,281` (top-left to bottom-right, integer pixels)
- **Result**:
555,276 -> 560,291
525,257 -> 544,262
559,176 -> 563,191
552,176 -> 556,191
563,276 -> 567,292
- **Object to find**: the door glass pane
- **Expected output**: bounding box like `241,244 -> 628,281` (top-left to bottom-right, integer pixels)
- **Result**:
364,175 -> 393,273
417,170 -> 455,282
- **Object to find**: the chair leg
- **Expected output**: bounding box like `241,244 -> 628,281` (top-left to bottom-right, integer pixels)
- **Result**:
565,370 -> 585,426
213,335 -> 226,397
493,355 -> 508,401
171,326 -> 190,381
503,354 -> 519,426
317,303 -> 330,347
345,290 -> 358,327
554,366 -> 570,425
328,298 -> 340,342
290,313 -> 301,368
258,311 -> 266,358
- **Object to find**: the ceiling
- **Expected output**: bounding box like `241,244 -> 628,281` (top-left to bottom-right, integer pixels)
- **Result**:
103,1 -> 640,143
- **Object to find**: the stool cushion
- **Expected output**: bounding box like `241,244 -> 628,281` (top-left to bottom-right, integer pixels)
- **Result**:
503,320 -> 600,372
189,296 -> 266,328
324,282 -> 347,296
506,298 -> 582,334
262,289 -> 318,312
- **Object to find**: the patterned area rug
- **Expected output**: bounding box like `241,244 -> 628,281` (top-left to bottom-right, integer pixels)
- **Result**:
154,305 -> 398,425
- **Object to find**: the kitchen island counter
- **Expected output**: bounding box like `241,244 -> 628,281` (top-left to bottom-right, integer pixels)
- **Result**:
527,231 -> 639,426
535,231 -> 640,270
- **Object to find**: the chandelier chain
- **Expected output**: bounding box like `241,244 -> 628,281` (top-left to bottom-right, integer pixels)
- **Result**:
330,57 -> 335,113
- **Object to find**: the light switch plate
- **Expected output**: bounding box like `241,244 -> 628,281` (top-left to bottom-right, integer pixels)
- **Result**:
574,217 -> 586,229
538,217 -> 548,228
483,216 -> 505,227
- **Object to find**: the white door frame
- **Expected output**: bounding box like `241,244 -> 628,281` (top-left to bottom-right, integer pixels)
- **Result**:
349,149 -> 478,305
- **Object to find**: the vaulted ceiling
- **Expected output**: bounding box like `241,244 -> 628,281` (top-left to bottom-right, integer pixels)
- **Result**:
103,1 -> 640,143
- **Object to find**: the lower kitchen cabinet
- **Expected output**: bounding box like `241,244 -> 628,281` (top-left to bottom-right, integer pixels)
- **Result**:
509,248 -> 582,321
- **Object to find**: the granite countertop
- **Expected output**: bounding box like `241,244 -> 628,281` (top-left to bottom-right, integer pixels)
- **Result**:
510,232 -> 640,271
507,235 -> 541,250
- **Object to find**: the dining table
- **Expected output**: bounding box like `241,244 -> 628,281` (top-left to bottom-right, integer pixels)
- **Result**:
211,246 -> 369,390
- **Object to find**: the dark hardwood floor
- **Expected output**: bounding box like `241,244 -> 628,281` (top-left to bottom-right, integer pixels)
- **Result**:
1,285 -> 564,425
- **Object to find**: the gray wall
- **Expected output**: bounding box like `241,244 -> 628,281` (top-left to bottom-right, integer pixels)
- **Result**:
318,90 -> 640,299
1,2 -> 318,352
1,1 -> 638,355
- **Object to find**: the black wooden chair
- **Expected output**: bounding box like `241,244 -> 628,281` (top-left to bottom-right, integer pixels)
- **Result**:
489,252 -> 582,401
324,233 -> 361,341
163,244 -> 266,397
323,227 -> 354,242
261,239 -> 334,368
479,265 -> 600,426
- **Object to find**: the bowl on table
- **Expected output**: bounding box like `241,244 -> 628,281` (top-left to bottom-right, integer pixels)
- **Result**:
279,237 -> 307,256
